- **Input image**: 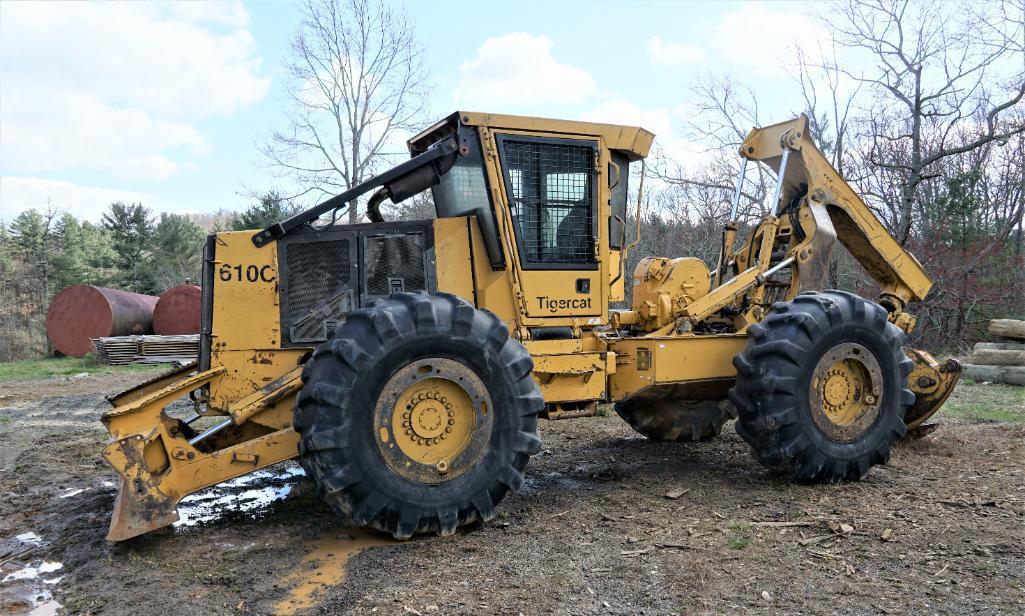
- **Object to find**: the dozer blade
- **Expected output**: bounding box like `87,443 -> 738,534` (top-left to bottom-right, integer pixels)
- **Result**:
101,365 -> 303,541
104,443 -> 181,541
904,348 -> 962,435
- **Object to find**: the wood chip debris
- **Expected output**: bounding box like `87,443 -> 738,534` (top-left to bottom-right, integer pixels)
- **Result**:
665,487 -> 690,500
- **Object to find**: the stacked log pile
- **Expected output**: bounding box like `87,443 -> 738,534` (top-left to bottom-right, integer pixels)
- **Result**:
963,320 -> 1025,386
92,334 -> 199,365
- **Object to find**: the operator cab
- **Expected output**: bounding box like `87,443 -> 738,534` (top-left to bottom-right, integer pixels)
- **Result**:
408,112 -> 653,324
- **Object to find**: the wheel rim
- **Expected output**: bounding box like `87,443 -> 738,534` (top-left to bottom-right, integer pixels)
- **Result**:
374,357 -> 493,484
809,342 -> 883,442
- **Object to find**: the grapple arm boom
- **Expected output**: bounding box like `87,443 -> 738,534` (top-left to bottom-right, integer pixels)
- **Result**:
740,115 -> 933,311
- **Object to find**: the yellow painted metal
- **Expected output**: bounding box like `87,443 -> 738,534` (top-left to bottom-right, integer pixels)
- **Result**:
457,111 -> 654,160
628,257 -> 711,331
905,349 -> 963,429
107,361 -> 198,407
101,110 -> 958,541
390,377 -> 475,467
531,352 -> 608,402
479,126 -> 610,328
738,115 -> 933,311
607,335 -> 747,401
101,364 -> 300,540
209,350 -> 307,413
210,232 -> 281,349
816,358 -> 874,426
433,216 -> 477,303
609,249 -> 626,302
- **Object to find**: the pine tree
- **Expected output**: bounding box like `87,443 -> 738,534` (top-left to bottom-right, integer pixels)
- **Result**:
102,202 -> 154,292
231,191 -> 298,231
149,213 -> 206,290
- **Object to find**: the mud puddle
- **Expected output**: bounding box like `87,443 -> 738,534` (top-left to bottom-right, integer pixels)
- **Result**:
174,466 -> 307,528
171,464 -> 402,613
274,529 -> 401,615
0,532 -> 63,615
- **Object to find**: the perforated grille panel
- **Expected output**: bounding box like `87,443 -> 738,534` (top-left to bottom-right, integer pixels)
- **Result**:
284,239 -> 354,342
365,233 -> 426,296
503,139 -> 595,265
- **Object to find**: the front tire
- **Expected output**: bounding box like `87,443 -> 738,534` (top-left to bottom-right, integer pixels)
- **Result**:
730,291 -> 914,482
293,293 -> 544,538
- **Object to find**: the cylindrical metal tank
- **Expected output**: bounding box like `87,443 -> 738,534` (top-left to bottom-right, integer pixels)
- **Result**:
46,285 -> 159,357
153,284 -> 202,335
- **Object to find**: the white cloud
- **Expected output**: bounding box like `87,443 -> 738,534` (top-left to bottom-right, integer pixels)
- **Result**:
646,37 -> 706,67
0,2 -> 270,182
707,2 -> 829,77
580,99 -> 674,140
580,99 -> 709,173
164,1 -> 251,28
454,34 -> 598,109
0,177 -> 154,222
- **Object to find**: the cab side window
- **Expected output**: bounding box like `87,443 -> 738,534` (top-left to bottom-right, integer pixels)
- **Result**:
498,136 -> 597,268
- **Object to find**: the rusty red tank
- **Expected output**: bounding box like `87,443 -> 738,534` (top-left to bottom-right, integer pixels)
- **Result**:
45,285 -> 159,357
153,284 -> 202,335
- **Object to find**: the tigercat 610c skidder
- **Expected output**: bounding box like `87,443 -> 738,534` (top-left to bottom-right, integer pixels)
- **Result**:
101,111 -> 960,541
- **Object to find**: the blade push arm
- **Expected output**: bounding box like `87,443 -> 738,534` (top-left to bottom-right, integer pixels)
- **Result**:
739,116 -> 933,312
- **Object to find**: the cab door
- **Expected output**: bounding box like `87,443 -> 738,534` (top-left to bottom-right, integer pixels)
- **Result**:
493,133 -> 606,324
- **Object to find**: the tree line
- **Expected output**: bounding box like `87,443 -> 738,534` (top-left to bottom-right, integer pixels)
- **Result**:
643,0 -> 1025,352
2,0 -> 1022,361
0,193 -> 299,361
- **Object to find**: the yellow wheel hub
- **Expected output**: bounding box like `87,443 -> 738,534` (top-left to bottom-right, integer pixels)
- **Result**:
393,378 -> 475,466
809,342 -> 883,441
374,357 -> 494,484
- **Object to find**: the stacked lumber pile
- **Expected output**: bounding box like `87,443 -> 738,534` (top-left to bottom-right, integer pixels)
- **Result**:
92,334 -> 199,365
963,320 -> 1025,386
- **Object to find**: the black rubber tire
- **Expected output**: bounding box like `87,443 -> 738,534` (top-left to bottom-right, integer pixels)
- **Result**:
293,293 -> 544,538
614,398 -> 735,441
729,290 -> 915,482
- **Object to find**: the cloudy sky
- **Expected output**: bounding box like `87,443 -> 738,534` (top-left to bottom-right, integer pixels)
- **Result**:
0,0 -> 827,222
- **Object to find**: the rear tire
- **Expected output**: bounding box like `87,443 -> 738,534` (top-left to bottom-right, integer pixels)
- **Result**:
730,291 -> 914,482
614,397 -> 735,441
293,293 -> 543,538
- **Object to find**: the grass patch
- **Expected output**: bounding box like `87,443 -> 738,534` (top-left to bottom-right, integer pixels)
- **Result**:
726,519 -> 753,550
0,356 -> 163,382
940,380 -> 1025,423
726,535 -> 752,550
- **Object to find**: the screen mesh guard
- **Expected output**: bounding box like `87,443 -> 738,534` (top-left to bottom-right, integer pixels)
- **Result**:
499,136 -> 597,267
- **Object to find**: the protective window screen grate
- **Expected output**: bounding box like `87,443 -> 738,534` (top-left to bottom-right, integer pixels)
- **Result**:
285,240 -> 353,343
365,233 -> 427,296
503,139 -> 595,265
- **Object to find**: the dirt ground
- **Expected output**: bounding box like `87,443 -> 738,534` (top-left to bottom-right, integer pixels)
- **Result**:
1,370 -> 1023,615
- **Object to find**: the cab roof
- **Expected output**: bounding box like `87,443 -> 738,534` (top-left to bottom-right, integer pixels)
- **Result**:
410,111 -> 654,161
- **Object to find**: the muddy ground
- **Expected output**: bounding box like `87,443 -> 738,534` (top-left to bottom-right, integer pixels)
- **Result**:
1,370 -> 1023,615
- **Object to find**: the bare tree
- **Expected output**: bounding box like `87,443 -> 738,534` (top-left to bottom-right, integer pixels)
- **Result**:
791,42 -> 861,175
263,0 -> 429,223
651,75 -> 775,226
830,0 -> 1025,244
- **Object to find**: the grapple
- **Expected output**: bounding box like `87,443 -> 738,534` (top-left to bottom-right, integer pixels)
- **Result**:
904,348 -> 962,435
